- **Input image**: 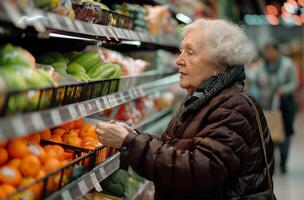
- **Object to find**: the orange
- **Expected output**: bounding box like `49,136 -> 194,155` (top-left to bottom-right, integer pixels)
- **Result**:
0,140 -> 7,148
7,159 -> 21,168
44,145 -> 58,160
19,154 -> 41,177
59,121 -> 75,131
28,133 -> 41,144
52,128 -> 65,137
0,148 -> 8,166
62,130 -> 79,141
49,135 -> 63,143
72,129 -> 80,135
40,129 -> 51,140
52,145 -> 65,161
74,118 -> 84,129
64,152 -> 73,161
0,165 -> 22,186
81,137 -> 99,149
47,173 -> 61,192
28,143 -> 46,164
63,135 -> 81,147
7,138 -> 29,159
79,124 -> 97,139
36,170 -> 45,179
42,158 -> 61,173
0,184 -> 16,198
19,177 -> 42,200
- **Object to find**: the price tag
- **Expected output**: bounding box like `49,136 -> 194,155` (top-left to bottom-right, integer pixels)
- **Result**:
100,26 -> 111,40
99,167 -> 107,179
61,190 -> 73,200
118,28 -> 126,39
50,110 -> 62,125
47,13 -> 61,29
78,104 -> 87,116
103,97 -> 111,108
12,117 -> 26,136
108,27 -> 119,41
64,17 -> 76,31
95,100 -> 102,110
31,113 -> 45,130
92,25 -> 101,36
68,106 -> 78,119
87,103 -> 93,111
109,95 -> 116,106
78,180 -> 89,195
90,173 -> 102,192
74,20 -> 86,33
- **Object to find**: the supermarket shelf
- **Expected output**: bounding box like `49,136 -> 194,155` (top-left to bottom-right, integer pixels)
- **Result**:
45,107 -> 173,200
144,112 -> 172,134
0,1 -> 179,49
0,74 -> 179,140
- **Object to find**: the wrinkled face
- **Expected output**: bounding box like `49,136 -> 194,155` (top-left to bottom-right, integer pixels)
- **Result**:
176,29 -> 219,94
264,45 -> 279,63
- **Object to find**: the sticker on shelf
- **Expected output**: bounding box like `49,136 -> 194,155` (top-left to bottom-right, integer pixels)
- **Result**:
62,190 -> 73,200
78,104 -> 87,116
64,17 -> 76,31
99,26 -> 111,40
50,110 -> 62,125
74,20 -> 86,33
68,106 -> 78,119
95,99 -> 102,110
78,180 -> 89,195
107,27 -> 119,41
87,103 -> 93,111
90,173 -> 102,192
103,97 -> 111,108
92,25 -> 101,36
12,117 -> 26,136
99,167 -> 107,179
47,13 -> 61,29
31,113 -> 45,131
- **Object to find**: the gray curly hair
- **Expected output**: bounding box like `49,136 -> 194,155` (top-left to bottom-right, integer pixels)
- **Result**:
183,19 -> 255,66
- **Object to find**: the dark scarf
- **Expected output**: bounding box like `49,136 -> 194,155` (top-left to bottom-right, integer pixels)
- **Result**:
177,65 -> 246,123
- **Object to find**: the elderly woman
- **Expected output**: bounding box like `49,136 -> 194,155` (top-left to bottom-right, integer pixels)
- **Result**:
97,19 -> 275,200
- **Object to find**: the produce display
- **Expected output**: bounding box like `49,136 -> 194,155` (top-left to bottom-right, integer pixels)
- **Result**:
38,50 -> 122,81
33,0 -> 75,19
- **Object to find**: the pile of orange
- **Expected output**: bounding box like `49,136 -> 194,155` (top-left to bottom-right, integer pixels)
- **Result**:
42,118 -> 102,150
0,133 -> 72,199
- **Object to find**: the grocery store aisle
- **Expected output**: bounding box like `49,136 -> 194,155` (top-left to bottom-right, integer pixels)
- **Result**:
273,112 -> 304,200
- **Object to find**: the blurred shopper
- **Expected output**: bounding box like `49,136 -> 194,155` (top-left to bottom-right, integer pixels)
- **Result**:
251,42 -> 297,174
97,19 -> 275,200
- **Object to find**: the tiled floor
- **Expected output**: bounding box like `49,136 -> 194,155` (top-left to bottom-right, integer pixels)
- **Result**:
273,112 -> 304,200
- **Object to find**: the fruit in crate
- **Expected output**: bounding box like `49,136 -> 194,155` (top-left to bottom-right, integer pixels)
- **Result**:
7,138 -> 29,159
19,154 -> 41,177
0,184 -> 16,198
0,165 -> 22,187
0,44 -> 35,68
70,51 -> 100,72
0,148 -> 8,166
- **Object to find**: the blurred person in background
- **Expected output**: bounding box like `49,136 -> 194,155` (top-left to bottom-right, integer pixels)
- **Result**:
250,42 -> 298,174
97,19 -> 275,200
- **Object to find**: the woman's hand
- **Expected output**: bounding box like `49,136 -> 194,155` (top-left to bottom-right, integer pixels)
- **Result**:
96,121 -> 130,149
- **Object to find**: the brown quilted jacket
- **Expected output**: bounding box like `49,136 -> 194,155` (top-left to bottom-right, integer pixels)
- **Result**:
120,83 -> 275,200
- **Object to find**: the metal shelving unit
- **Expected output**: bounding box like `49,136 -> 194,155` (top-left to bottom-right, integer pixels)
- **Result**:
0,74 -> 178,140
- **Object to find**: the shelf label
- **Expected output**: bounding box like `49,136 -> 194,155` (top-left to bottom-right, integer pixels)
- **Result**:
92,25 -> 101,36
103,97 -> 111,108
68,106 -> 78,119
47,13 -> 61,29
50,110 -> 62,125
95,100 -> 102,110
78,180 -> 89,195
90,173 -> 102,192
31,113 -> 45,130
64,17 -> 76,31
78,104 -> 87,116
99,26 -> 111,40
108,27 -> 119,41
99,167 -> 107,179
74,20 -> 85,33
12,117 -> 26,136
87,103 -> 93,111
61,190 -> 73,200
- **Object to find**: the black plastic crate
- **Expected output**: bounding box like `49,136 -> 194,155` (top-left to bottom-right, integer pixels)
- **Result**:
0,78 -> 120,116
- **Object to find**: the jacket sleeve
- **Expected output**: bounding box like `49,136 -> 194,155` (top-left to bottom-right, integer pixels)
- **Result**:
119,98 -> 250,192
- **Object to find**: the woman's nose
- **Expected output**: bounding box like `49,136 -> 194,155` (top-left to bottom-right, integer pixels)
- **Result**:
176,54 -> 185,66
